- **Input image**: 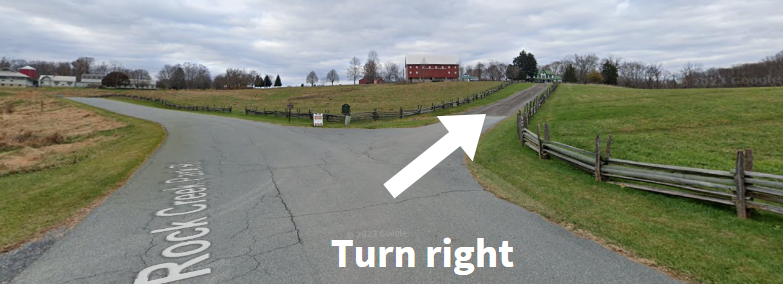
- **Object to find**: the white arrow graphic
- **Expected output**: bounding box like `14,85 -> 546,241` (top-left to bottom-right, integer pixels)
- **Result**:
384,114 -> 486,198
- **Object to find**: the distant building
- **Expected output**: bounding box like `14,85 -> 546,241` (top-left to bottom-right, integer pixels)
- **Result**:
39,75 -> 77,87
77,74 -> 103,88
405,54 -> 460,82
460,74 -> 478,82
534,70 -> 562,83
359,78 -> 384,84
0,68 -> 35,88
19,66 -> 38,80
127,79 -> 157,89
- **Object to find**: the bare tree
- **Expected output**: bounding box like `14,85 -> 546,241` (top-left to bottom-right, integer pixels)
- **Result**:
326,69 -> 339,85
475,61 -> 486,80
71,57 -> 94,81
363,50 -> 380,82
383,61 -> 401,82
306,71 -> 318,86
486,60 -> 506,81
347,57 -> 362,84
506,64 -> 520,81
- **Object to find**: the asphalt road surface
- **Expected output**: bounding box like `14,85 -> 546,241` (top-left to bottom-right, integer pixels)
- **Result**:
9,86 -> 679,283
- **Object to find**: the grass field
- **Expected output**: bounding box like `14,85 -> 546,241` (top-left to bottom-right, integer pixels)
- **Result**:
468,84 -> 783,284
49,81 -> 503,112
102,82 -> 534,128
0,92 -> 165,253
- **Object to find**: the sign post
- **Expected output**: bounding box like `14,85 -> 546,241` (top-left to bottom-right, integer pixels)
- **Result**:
313,113 -> 324,127
287,103 -> 294,122
342,104 -> 351,127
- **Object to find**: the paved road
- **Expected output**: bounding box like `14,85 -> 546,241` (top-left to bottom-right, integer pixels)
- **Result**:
9,87 -> 678,283
466,83 -> 548,117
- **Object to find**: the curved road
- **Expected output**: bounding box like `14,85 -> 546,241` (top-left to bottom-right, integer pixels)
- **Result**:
9,86 -> 678,283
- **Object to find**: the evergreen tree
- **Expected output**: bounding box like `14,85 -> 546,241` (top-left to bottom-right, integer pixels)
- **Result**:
274,75 -> 282,87
601,60 -> 619,85
264,75 -> 272,87
254,75 -> 263,87
513,50 -> 538,81
563,64 -> 577,83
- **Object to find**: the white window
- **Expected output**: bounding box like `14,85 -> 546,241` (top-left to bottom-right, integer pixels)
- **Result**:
416,71 -> 418,74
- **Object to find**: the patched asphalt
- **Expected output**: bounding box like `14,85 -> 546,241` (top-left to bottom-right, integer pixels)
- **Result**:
7,85 -> 679,283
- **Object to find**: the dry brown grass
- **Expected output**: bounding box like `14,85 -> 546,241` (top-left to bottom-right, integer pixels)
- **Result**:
0,90 -> 125,175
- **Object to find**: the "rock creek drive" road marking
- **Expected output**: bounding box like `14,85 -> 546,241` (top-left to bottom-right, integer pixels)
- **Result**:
134,161 -> 214,284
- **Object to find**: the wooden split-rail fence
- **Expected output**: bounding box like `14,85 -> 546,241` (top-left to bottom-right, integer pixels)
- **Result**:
94,94 -> 232,113
515,84 -> 783,218
244,82 -> 511,122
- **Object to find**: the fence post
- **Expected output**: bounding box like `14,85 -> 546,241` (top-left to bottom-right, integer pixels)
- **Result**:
744,148 -> 754,171
373,109 -> 378,121
517,111 -> 522,140
595,135 -> 602,181
544,123 -> 550,142
605,135 -> 613,164
400,107 -> 403,119
537,125 -> 543,160
735,151 -> 749,219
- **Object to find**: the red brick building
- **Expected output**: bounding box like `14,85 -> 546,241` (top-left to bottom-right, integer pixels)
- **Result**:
405,54 -> 460,82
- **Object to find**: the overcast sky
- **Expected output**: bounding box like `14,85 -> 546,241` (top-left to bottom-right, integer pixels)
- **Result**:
2,0 -> 782,85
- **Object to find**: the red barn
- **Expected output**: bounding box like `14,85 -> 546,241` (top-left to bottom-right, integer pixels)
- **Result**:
405,54 -> 460,82
359,78 -> 384,84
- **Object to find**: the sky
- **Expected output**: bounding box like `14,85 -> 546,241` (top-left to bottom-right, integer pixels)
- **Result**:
1,0 -> 782,86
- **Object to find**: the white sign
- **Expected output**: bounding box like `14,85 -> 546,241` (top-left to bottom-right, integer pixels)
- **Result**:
314,113 -> 324,126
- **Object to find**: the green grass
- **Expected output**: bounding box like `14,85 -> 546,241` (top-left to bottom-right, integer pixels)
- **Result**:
0,99 -> 166,252
108,83 -> 534,129
530,84 -> 783,173
468,84 -> 783,284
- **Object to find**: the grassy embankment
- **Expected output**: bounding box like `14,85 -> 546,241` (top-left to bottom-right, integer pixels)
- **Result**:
0,90 -> 165,253
47,82 -> 533,128
468,84 -> 783,284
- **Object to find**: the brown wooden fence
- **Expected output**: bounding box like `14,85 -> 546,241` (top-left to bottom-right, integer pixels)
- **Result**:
516,85 -> 783,218
245,82 -> 511,122
94,94 -> 232,113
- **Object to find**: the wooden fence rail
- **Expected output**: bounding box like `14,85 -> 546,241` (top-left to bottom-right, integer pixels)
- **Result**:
243,82 -> 511,123
515,84 -> 783,218
94,94 -> 232,113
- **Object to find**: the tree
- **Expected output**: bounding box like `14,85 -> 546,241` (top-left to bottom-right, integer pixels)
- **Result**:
274,75 -> 282,87
101,71 -> 130,87
505,64 -> 520,81
513,50 -> 538,81
326,69 -> 339,85
171,67 -> 186,90
347,57 -> 362,84
475,61 -> 485,80
306,71 -> 318,86
363,50 -> 380,82
71,57 -> 94,82
587,70 -> 604,84
563,64 -> 577,83
254,75 -> 264,87
0,57 -> 10,69
382,62 -> 401,82
601,60 -> 619,85
264,75 -> 272,87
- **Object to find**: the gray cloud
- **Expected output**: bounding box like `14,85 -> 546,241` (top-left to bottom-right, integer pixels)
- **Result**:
1,0 -> 781,86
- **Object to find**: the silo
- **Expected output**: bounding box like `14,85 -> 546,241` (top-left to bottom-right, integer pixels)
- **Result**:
19,66 -> 37,80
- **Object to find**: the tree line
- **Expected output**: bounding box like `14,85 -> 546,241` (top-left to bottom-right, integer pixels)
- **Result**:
542,50 -> 783,89
0,56 -> 286,90
0,56 -> 152,84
